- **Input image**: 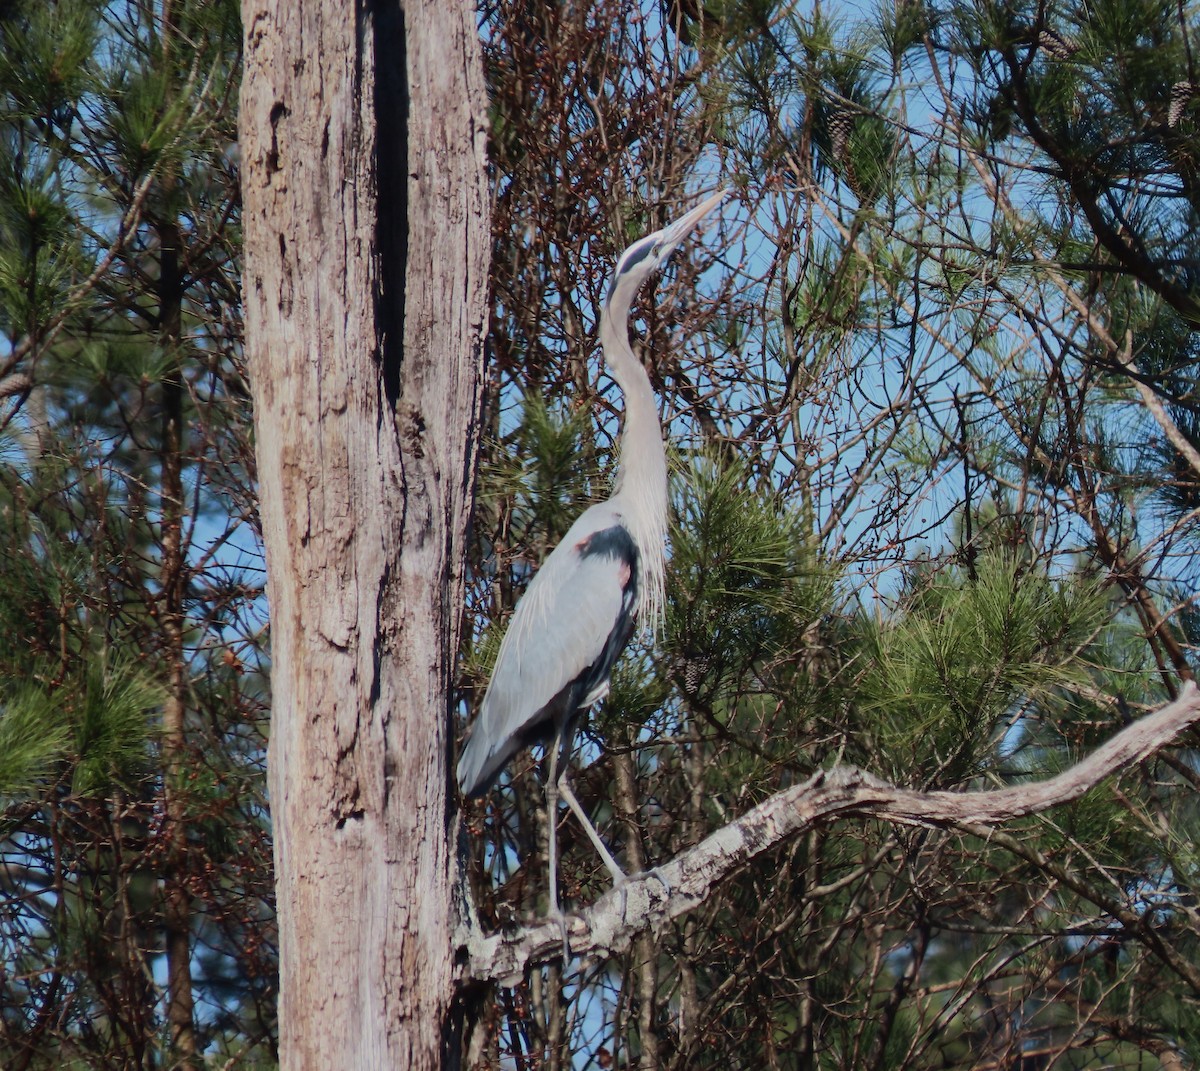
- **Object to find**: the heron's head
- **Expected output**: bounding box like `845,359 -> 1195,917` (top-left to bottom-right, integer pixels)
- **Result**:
604,189 -> 728,315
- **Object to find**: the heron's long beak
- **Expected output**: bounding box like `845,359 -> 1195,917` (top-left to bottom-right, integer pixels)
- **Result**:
660,188 -> 729,251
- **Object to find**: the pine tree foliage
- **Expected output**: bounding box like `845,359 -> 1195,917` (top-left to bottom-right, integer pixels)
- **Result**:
855,552 -> 1108,787
666,453 -> 837,765
0,687 -> 70,801
0,0 -> 271,1067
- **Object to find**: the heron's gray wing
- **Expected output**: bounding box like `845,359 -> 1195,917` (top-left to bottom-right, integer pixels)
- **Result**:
457,515 -> 631,794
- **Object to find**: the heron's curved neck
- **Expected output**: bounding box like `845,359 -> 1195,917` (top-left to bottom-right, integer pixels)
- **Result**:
600,301 -> 668,632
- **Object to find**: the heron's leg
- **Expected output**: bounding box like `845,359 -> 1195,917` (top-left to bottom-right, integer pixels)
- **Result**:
557,771 -> 627,885
546,739 -> 561,917
544,736 -> 569,964
554,711 -> 627,885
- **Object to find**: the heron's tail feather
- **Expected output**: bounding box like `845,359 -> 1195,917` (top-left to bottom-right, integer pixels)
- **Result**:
456,727 -> 507,798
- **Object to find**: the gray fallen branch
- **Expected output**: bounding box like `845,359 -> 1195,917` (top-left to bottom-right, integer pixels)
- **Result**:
457,681 -> 1200,984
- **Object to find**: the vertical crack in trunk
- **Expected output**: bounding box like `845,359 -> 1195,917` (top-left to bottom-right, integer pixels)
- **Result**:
369,0 -> 409,413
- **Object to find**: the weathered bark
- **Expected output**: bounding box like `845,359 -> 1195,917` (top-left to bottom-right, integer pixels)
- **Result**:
239,0 -> 488,1066
461,682 -> 1200,984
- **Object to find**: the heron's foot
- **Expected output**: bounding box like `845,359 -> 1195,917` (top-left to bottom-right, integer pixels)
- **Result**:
642,865 -> 671,898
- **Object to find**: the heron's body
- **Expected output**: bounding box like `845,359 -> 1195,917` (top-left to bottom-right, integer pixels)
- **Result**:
457,502 -> 641,797
457,190 -> 726,915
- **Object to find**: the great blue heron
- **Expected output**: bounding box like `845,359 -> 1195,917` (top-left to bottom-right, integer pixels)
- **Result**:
458,189 -> 728,921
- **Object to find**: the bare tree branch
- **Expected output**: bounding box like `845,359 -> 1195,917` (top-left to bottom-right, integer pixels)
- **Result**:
459,682 -> 1200,984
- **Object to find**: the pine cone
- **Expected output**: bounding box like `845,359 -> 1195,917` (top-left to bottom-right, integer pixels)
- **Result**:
1034,27 -> 1079,61
1169,80 -> 1199,127
827,105 -> 860,196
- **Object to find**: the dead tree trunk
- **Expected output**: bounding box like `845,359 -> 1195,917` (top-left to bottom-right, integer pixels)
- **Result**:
239,1 -> 488,1066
